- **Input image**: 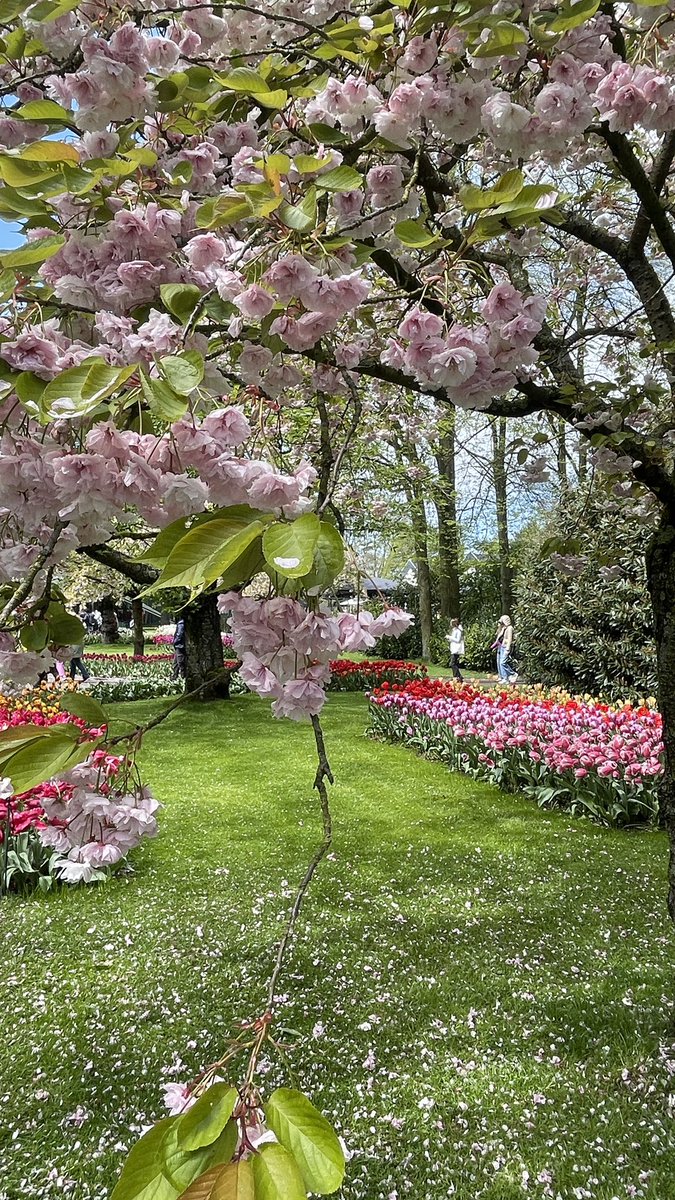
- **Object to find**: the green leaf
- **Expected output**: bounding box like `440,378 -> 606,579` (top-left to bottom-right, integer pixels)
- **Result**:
59,693 -> 108,727
304,123 -> 347,146
251,89 -> 288,109
16,99 -> 71,122
2,727 -> 92,795
196,194 -> 253,229
46,604 -> 86,646
140,373 -> 188,423
41,359 -> 135,419
394,219 -> 440,248
293,153 -> 333,174
151,517 -> 268,592
161,1121 -> 238,1191
177,1085 -> 239,1152
234,181 -> 282,218
471,19 -> 527,58
160,283 -> 202,325
265,1089 -> 345,1194
220,67 -> 269,92
459,169 -> 524,212
159,352 -> 204,396
0,155 -> 60,188
19,620 -> 49,652
262,514 -> 321,580
27,0 -> 81,18
177,1162 -> 253,1200
110,1118 -> 181,1200
300,522 -> 345,591
251,1144 -> 306,1200
18,139 -> 79,163
0,235 -> 64,269
137,511 -> 228,569
278,187 -> 318,233
316,165 -> 362,193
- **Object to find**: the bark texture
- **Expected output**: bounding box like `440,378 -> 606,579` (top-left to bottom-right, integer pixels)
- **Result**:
131,596 -> 145,658
491,418 -> 514,617
435,413 -> 461,619
646,519 -> 675,925
184,592 -> 230,700
100,594 -> 119,643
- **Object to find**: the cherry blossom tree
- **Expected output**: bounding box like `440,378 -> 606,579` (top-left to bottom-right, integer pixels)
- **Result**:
1,0 -> 675,1193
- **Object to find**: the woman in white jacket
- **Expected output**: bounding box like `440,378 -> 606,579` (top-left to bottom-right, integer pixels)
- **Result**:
447,618 -> 465,681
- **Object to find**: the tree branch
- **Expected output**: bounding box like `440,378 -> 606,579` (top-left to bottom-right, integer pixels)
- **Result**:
601,125 -> 675,270
629,130 -> 675,255
265,714 -> 334,1012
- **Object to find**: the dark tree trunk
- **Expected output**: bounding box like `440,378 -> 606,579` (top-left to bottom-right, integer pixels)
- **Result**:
183,592 -> 230,700
100,594 -> 119,643
557,418 -> 569,491
434,411 -> 461,620
408,487 -> 433,661
491,418 -> 514,616
131,596 -> 145,658
646,519 -> 675,925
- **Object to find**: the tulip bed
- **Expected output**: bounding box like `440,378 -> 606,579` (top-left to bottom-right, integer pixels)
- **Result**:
368,678 -> 664,826
328,659 -> 427,691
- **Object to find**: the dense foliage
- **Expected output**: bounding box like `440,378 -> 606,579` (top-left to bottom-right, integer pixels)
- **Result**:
516,488 -> 657,701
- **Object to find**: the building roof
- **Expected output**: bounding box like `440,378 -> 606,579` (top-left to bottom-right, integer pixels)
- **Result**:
363,576 -> 397,593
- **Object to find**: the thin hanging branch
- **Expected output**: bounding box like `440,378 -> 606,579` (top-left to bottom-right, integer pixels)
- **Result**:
265,714 -> 334,1013
0,522 -> 65,628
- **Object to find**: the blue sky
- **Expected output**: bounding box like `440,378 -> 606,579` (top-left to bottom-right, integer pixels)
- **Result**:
0,220 -> 24,250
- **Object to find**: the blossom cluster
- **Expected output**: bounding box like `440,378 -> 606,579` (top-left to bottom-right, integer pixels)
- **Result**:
0,703 -> 159,885
0,404 -> 317,560
384,284 -> 546,408
219,593 -> 413,720
369,679 -> 664,825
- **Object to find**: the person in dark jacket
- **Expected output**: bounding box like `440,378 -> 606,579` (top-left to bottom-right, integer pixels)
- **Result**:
172,618 -> 186,679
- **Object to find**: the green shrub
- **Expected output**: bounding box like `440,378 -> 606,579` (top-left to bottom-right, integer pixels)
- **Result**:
463,620 -> 497,673
515,488 -> 656,702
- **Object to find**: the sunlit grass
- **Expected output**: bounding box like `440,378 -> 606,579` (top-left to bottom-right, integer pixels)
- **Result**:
1,694 -> 673,1200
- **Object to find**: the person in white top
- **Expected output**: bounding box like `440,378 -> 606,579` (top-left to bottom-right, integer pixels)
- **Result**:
447,618 -> 465,681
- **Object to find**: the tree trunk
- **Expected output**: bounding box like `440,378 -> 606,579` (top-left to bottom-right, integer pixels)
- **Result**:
557,418 -> 569,491
491,418 -> 514,616
434,411 -> 461,619
131,596 -> 145,658
183,592 -> 230,700
408,487 -> 433,661
100,594 -> 119,643
646,519 -> 675,925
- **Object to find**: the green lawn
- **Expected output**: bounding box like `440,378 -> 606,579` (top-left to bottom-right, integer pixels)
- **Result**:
1,694 -> 674,1200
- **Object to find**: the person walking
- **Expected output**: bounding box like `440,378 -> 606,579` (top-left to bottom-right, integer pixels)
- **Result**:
68,642 -> 90,681
494,615 -> 518,684
172,617 -> 186,680
447,618 -> 465,682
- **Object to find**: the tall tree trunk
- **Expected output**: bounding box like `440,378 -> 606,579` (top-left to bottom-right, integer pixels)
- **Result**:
131,596 -> 145,658
407,485 -> 433,661
577,438 -> 588,483
434,411 -> 461,619
184,592 -> 230,700
646,519 -> 675,925
557,418 -> 569,491
491,418 -> 513,616
100,594 -> 119,643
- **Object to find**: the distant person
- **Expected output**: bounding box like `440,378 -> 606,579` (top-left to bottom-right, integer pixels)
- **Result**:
493,615 -> 518,684
172,618 -> 186,680
69,643 -> 90,681
446,618 -> 465,682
